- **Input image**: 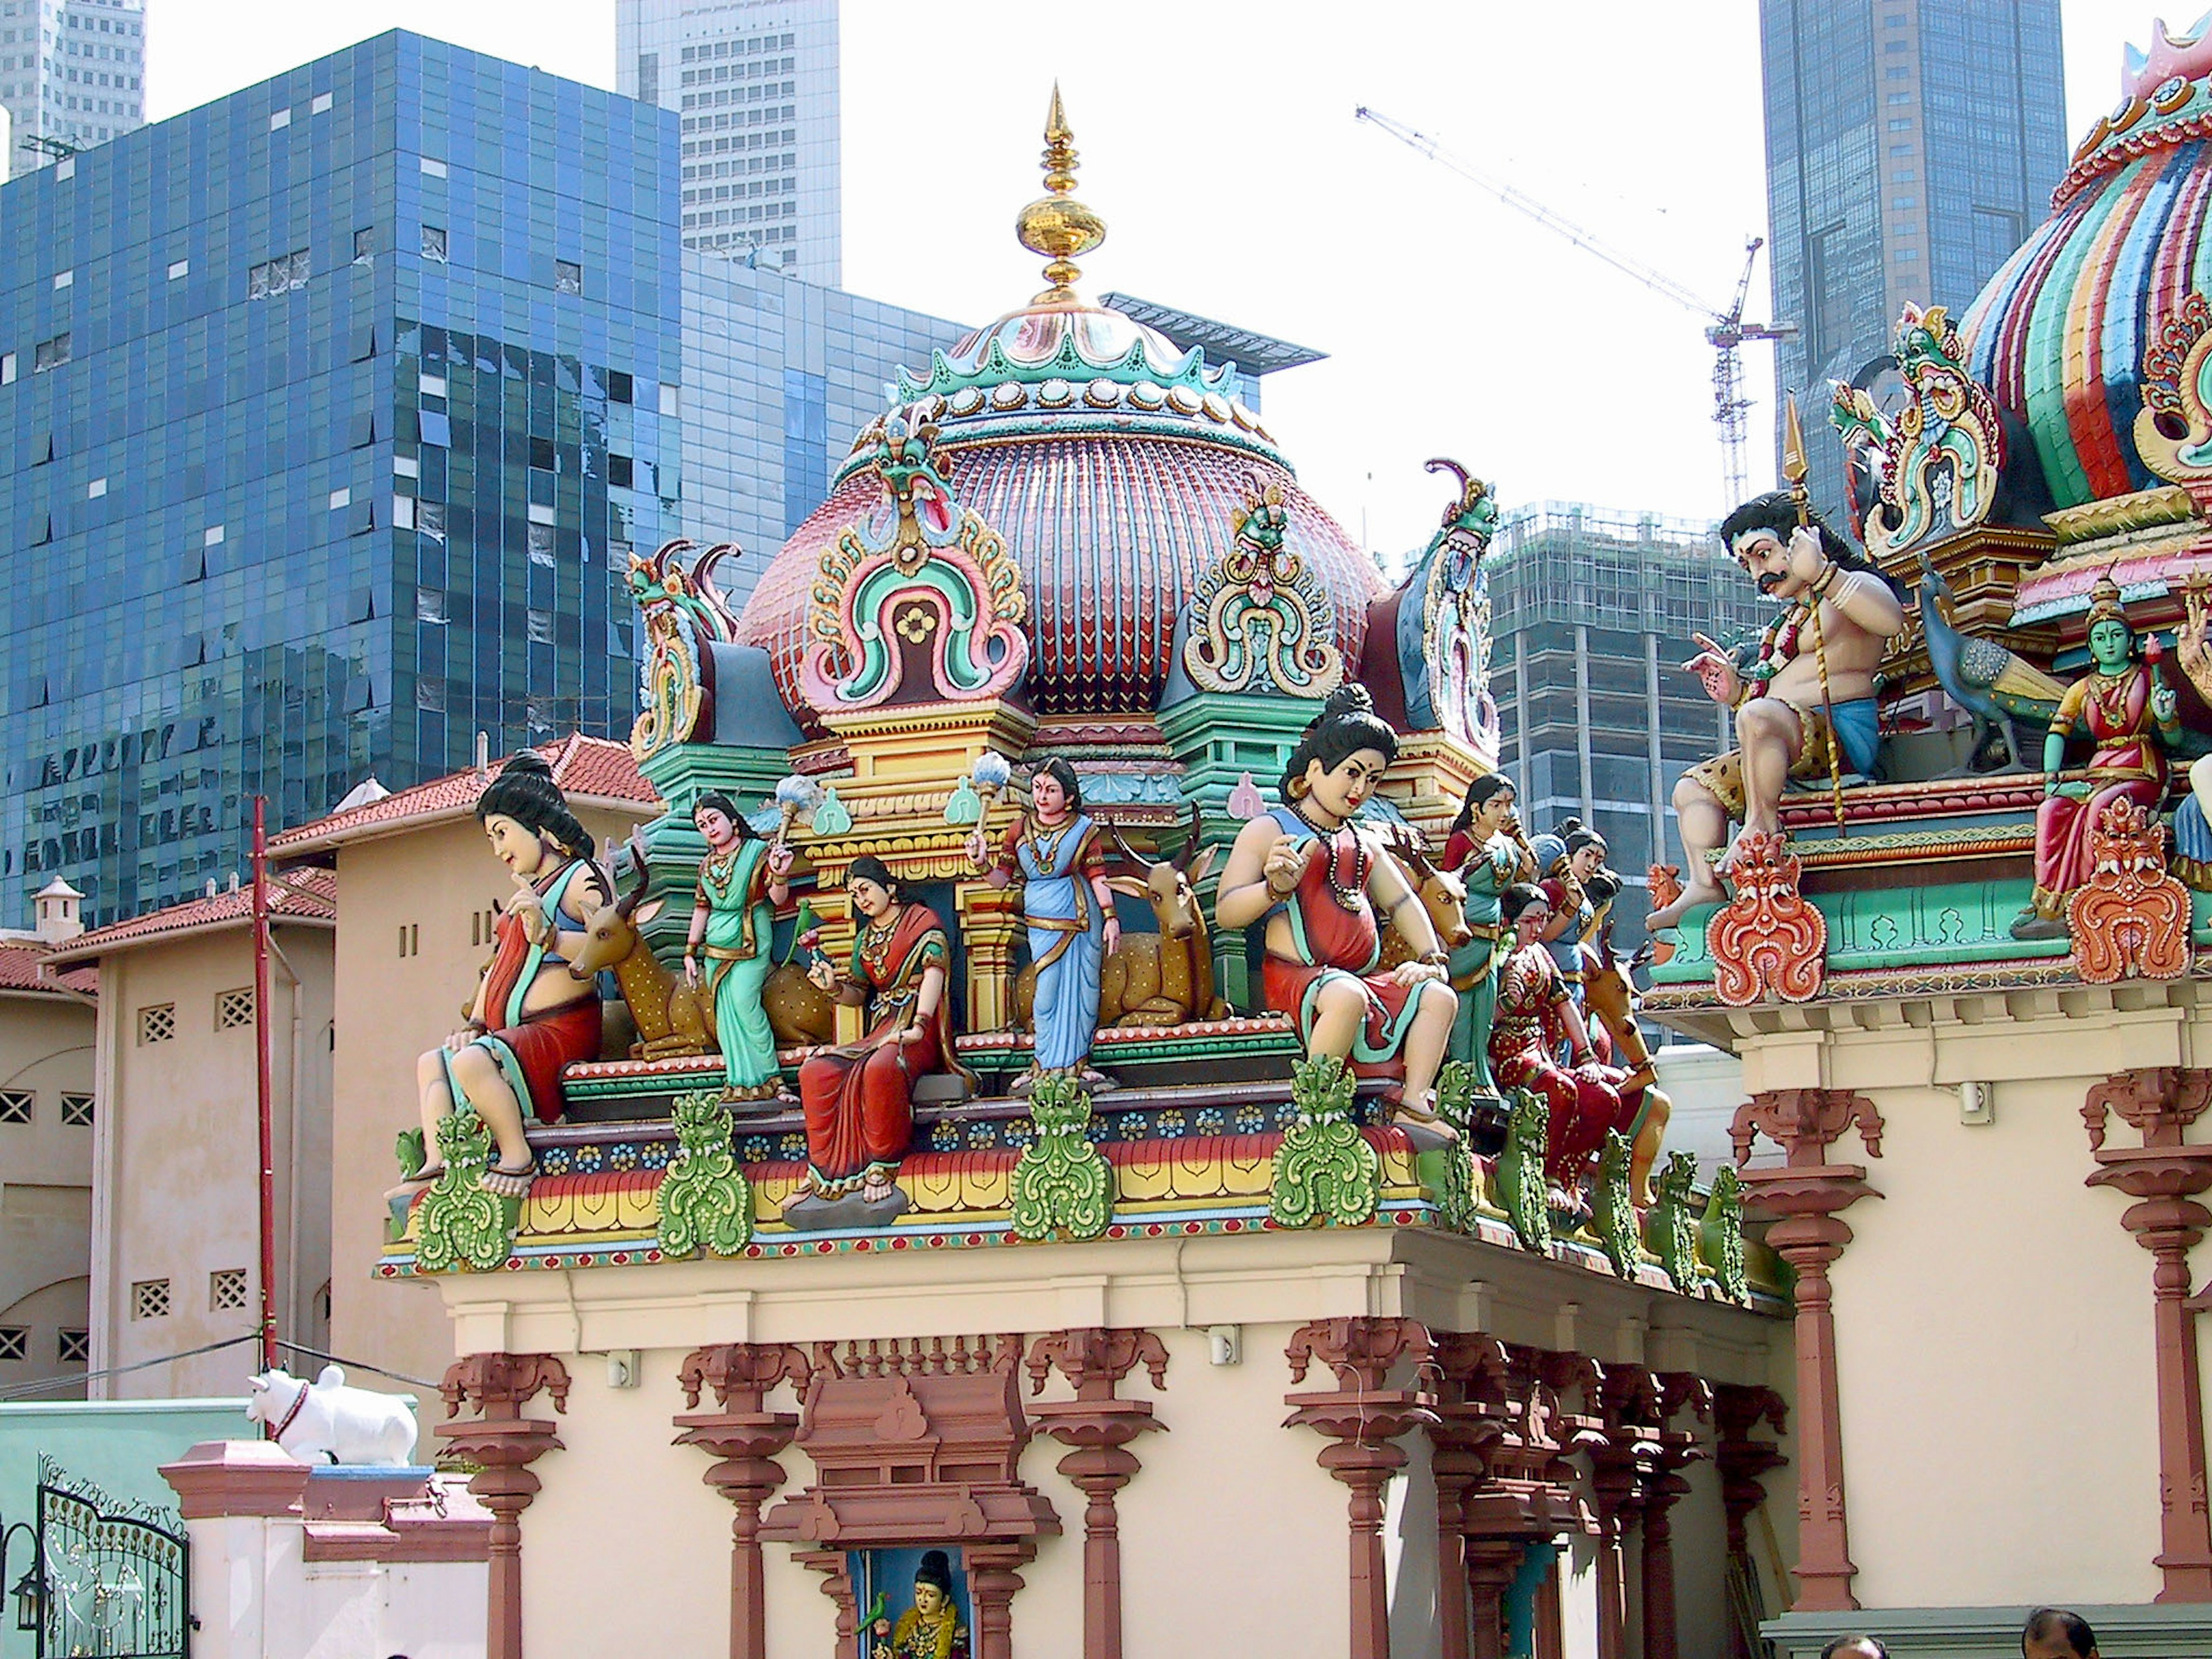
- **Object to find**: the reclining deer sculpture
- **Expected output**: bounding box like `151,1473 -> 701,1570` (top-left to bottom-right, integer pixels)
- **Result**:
1372,824 -> 1475,970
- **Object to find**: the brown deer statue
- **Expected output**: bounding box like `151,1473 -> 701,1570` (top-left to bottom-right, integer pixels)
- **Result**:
1372,824 -> 1475,971
566,831 -> 714,1060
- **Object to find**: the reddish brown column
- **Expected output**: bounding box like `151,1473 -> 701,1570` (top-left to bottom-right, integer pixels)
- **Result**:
673,1343 -> 815,1659
1731,1088 -> 1884,1613
965,1541 -> 1037,1659
434,1353 -> 571,1659
1714,1385 -> 1789,1659
794,1548 -> 858,1647
1463,1539 -> 1526,1659
1580,1364 -> 1657,1659
1025,1328 -> 1169,1659
2086,1068 -> 2212,1601
1284,1318 -> 1439,1659
1637,1375 -> 1711,1659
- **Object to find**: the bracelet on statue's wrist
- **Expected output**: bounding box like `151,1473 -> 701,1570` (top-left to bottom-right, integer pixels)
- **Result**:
1419,950 -> 1450,967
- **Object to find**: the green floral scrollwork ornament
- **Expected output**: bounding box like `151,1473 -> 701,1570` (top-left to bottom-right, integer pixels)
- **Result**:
1268,1055 -> 1378,1229
1698,1164 -> 1749,1304
395,1127 -> 426,1181
1418,1061 -> 1480,1232
656,1089 -> 754,1259
1591,1129 -> 1639,1279
414,1109 -> 518,1274
1642,1150 -> 1701,1293
1009,1072 -> 1113,1242
1488,1087 -> 1551,1255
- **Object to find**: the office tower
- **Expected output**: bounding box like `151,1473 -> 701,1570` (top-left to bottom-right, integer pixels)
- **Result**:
618,0 -> 840,283
1486,503 -> 1772,960
1759,0 -> 2065,527
0,0 -> 145,179
0,33 -> 684,928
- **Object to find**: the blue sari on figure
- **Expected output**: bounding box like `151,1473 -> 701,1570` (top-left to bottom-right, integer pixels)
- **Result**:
1008,813 -> 1107,1072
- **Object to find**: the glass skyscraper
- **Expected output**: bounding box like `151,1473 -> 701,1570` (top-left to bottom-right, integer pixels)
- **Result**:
0,0 -> 146,180
1760,0 -> 2065,527
617,0 -> 839,283
0,32 -> 683,927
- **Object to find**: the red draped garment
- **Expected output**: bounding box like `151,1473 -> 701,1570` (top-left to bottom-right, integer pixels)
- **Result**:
474,858 -> 603,1126
1487,938 -> 1626,1186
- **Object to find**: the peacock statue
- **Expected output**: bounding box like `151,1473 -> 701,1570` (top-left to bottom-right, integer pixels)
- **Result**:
1915,551 -> 2066,772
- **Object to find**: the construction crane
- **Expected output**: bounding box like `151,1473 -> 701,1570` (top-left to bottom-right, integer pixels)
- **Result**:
1355,105 -> 1796,507
18,133 -> 82,163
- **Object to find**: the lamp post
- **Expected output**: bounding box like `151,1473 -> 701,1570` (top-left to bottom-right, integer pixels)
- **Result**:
2,1518 -> 44,1634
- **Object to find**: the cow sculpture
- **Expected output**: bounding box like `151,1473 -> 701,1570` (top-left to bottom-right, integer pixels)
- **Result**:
1372,824 -> 1475,971
245,1365 -> 419,1466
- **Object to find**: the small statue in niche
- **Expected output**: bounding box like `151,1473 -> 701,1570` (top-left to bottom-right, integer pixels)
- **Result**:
1439,772 -> 1534,1096
681,791 -> 796,1102
2010,575 -> 2181,940
869,1550 -> 969,1659
391,753 -> 608,1201
789,857 -> 971,1219
1215,684 -> 1460,1145
968,758 -> 1119,1091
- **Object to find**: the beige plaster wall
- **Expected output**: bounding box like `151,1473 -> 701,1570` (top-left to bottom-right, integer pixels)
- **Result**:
321,805 -> 647,1415
94,926 -> 333,1401
0,987 -> 96,1396
1737,1003 -> 2186,1609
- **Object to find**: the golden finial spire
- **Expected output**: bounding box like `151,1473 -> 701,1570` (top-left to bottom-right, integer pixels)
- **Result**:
1015,82 -> 1106,306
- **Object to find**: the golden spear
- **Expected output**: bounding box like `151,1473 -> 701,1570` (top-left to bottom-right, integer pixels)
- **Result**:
1783,393 -> 1847,830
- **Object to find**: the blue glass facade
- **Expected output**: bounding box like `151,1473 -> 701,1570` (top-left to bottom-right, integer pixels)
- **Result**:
1760,0 -> 2064,525
0,32 -> 682,926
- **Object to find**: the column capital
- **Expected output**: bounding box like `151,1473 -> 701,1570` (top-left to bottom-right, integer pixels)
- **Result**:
1732,1088 -> 1884,1169
677,1342 -> 815,1414
438,1352 -> 571,1421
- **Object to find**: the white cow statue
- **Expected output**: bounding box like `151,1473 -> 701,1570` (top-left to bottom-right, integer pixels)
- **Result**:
244,1365 -> 420,1466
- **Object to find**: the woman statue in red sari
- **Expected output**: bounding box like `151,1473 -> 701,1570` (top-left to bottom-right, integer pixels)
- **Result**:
1488,882 -> 1627,1209
393,753 -> 609,1200
2011,575 -> 2181,940
1217,684 -> 1459,1145
790,856 -> 971,1216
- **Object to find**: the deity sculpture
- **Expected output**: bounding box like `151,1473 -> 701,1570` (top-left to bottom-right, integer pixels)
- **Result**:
681,791 -> 796,1101
869,1550 -> 969,1659
2010,575 -> 2181,940
1530,817 -> 1618,1040
1648,494 -> 1908,929
1440,772 -> 1533,1095
1215,684 -> 1460,1144
790,857 -> 970,1217
393,754 -> 608,1199
969,759 -> 1120,1090
1488,882 -> 1628,1210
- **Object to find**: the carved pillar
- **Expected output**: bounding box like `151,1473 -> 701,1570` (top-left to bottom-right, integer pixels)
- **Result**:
1578,1361 -> 1656,1659
1731,1088 -> 1884,1613
793,1548 -> 858,1648
673,1344 -> 815,1659
965,1540 -> 1037,1659
1283,1318 -> 1439,1659
958,880 -> 1027,1035
434,1353 -> 571,1659
1636,1376 -> 1711,1659
1714,1384 -> 1789,1659
1428,1335 -> 1506,1659
2086,1069 -> 2212,1601
1025,1328 -> 1170,1659
1464,1540 -> 1525,1659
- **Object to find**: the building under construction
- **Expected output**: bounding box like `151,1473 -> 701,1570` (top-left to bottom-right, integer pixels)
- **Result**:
1486,502 -> 1772,960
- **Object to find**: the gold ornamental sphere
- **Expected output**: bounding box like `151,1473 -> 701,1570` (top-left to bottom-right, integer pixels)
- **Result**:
1014,83 -> 1106,304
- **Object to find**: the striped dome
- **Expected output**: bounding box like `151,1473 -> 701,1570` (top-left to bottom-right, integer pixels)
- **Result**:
1961,78 -> 2212,509
738,301 -> 1380,726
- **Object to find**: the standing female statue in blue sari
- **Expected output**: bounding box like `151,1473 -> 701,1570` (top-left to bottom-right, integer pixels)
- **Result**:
968,759 -> 1120,1090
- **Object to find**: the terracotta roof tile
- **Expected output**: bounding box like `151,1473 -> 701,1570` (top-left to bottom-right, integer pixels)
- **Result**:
0,941 -> 97,997
47,868 -> 338,964
268,734 -> 658,858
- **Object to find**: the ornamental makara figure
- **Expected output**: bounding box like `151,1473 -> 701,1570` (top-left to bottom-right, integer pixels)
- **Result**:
1649,493 -> 1908,929
394,754 -> 608,1200
1216,684 -> 1460,1143
2010,575 -> 2181,940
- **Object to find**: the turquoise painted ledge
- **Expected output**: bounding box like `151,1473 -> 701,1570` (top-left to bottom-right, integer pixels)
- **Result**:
1650,878 -> 2072,986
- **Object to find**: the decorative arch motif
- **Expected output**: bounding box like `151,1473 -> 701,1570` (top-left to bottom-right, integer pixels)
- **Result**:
1830,304 -> 2005,556
1181,474 -> 1343,698
627,539 -> 744,762
2066,797 -> 2191,983
2137,290 -> 2212,514
802,416 -> 1029,711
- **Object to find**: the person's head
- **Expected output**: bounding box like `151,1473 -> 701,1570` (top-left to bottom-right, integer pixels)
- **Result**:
475,752 -> 592,876
2021,1608 -> 2096,1659
2084,577 -> 2134,673
1452,772 -> 1517,838
1819,1639 -> 1888,1659
692,790 -> 753,849
1283,684 -> 1399,820
847,855 -> 900,921
1565,823 -> 1608,882
912,1550 -> 955,1618
1719,490 -> 1890,604
1029,759 -> 1081,821
1501,881 -> 1551,943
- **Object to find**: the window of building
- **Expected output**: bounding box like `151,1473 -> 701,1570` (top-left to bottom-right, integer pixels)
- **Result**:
353,227 -> 374,264
312,91 -> 332,114
57,1328 -> 89,1363
32,332 -> 70,372
248,251 -> 308,298
166,257 -> 188,279
417,500 -> 445,538
139,1003 -> 176,1044
51,268 -> 70,289
1,353 -> 14,385
0,1090 -> 30,1124
419,156 -> 446,178
420,224 -> 446,261
215,986 -> 254,1029
555,259 -> 582,295
527,608 -> 555,645
268,106 -> 289,130
415,679 -> 444,713
60,1092 -> 92,1127
527,523 -> 555,566
416,586 -> 446,624
131,1279 -> 170,1320
0,1328 -> 26,1362
397,922 -> 421,957
1888,118 -> 1912,131
209,1268 -> 248,1312
608,454 -> 634,489
86,476 -> 104,499
328,487 -> 351,510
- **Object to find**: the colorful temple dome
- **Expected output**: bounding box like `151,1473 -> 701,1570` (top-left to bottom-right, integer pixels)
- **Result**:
738,96 -> 1378,726
1960,39 -> 2212,512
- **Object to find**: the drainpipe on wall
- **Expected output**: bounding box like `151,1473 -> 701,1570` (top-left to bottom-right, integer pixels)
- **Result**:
265,929 -> 306,1351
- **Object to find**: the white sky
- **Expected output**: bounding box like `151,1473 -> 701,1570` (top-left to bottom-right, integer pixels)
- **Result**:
145,0 -> 2161,558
